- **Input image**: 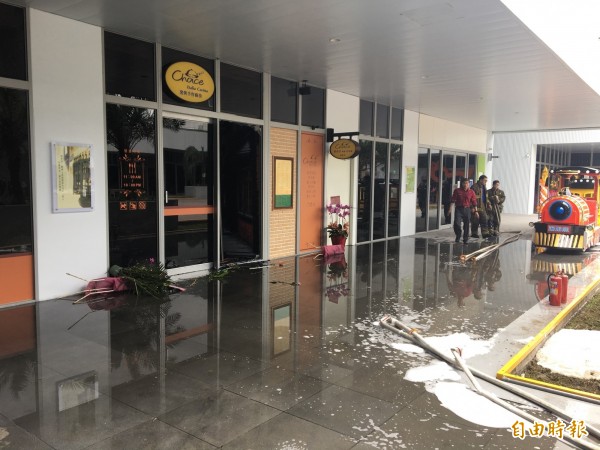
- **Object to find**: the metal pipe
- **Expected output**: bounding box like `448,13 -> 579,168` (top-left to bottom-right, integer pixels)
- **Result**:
380,315 -> 600,442
460,232 -> 521,263
450,349 -> 595,450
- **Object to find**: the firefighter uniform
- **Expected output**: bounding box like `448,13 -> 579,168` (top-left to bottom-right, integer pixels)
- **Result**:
471,178 -> 491,238
487,186 -> 506,235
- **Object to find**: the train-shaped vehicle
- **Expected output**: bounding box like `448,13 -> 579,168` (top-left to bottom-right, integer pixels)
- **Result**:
532,166 -> 600,251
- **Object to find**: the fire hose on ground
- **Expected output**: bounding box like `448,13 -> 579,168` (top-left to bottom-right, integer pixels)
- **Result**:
379,315 -> 600,449
459,232 -> 521,263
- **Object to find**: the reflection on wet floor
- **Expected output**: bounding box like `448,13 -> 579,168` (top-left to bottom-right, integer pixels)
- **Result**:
0,233 -> 598,449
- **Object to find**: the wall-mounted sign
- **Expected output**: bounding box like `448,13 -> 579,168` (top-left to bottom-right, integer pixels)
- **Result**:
165,62 -> 215,103
329,138 -> 360,160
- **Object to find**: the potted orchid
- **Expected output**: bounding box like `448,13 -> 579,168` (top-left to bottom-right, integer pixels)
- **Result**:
326,203 -> 351,246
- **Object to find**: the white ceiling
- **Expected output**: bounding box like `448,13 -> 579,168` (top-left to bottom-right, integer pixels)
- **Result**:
12,0 -> 600,132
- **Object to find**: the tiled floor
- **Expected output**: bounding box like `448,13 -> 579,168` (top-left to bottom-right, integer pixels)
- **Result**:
1,215 -> 599,449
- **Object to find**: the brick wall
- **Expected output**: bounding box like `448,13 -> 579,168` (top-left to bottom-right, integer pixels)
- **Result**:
269,128 -> 297,259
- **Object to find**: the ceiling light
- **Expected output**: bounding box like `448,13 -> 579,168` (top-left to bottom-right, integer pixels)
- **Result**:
329,38 -> 341,43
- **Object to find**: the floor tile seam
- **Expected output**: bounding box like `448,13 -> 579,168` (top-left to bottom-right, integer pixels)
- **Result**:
215,363 -> 296,389
286,405 -> 399,443
373,390 -> 487,432
220,411 -> 360,449
285,387 -> 403,440
157,390 -> 281,447
267,375 -> 336,409
220,385 -> 289,413
113,366 -> 217,392
164,355 -> 267,384
0,417 -> 59,450
112,388 -> 223,417
280,410 -> 359,445
221,374 -> 333,412
12,396 -> 153,450
78,417 -> 217,450
325,376 -> 417,409
98,371 -> 213,402
356,412 -> 499,450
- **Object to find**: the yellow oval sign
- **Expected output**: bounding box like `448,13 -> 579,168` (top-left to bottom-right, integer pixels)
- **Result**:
329,139 -> 360,160
165,62 -> 215,103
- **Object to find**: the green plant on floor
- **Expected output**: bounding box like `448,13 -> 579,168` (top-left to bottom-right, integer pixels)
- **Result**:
207,265 -> 239,282
109,259 -> 172,298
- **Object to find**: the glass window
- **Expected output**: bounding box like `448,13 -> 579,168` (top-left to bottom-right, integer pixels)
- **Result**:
220,63 -> 261,118
388,144 -> 401,236
105,32 -> 155,101
162,47 -> 215,111
106,104 -> 158,266
373,142 -> 388,239
391,108 -> 403,140
468,154 -> 477,182
271,76 -> 297,124
301,86 -> 325,128
0,87 -> 32,253
357,140 -> 373,242
359,100 -> 374,136
0,3 -> 27,81
593,152 -> 600,166
376,104 -> 389,138
571,152 -> 590,166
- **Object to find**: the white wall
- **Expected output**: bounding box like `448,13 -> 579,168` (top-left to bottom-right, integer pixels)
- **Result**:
30,10 -> 107,300
493,129 -> 600,214
400,110 -> 419,236
419,114 -> 488,153
325,90 -> 359,244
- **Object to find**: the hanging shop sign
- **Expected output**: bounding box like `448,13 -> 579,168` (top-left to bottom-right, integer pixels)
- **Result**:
165,62 -> 215,103
329,138 -> 360,160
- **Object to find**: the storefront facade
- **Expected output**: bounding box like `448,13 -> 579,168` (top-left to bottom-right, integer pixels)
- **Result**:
0,3 -> 489,303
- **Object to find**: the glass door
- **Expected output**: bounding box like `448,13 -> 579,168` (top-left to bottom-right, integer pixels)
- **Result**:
162,116 -> 215,272
440,153 -> 455,227
428,150 -> 441,231
415,148 -> 429,232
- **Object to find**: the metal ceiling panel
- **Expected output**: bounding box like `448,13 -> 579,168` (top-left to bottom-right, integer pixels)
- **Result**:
11,0 -> 600,132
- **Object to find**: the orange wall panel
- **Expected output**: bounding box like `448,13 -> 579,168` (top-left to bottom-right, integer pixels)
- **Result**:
299,133 -> 324,251
0,305 -> 36,358
0,253 -> 34,305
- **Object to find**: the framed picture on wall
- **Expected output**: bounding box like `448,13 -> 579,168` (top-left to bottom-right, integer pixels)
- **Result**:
273,157 -> 293,209
51,142 -> 94,213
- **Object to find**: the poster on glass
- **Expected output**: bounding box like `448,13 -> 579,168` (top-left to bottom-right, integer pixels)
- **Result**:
51,142 -> 93,212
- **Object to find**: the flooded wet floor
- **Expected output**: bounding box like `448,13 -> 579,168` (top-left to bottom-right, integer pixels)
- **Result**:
1,220 -> 599,449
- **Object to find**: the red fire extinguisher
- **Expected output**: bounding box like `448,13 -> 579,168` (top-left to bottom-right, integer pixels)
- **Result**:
559,270 -> 568,304
547,273 -> 562,306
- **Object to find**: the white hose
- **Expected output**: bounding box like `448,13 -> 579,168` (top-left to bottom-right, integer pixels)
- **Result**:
450,348 -> 595,450
380,315 -> 600,445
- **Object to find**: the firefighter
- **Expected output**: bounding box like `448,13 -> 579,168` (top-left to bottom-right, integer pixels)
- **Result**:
487,180 -> 506,236
470,174 -> 491,238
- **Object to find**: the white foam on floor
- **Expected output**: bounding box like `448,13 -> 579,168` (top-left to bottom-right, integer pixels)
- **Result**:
405,361 -> 461,383
433,382 -> 523,428
536,329 -> 600,379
